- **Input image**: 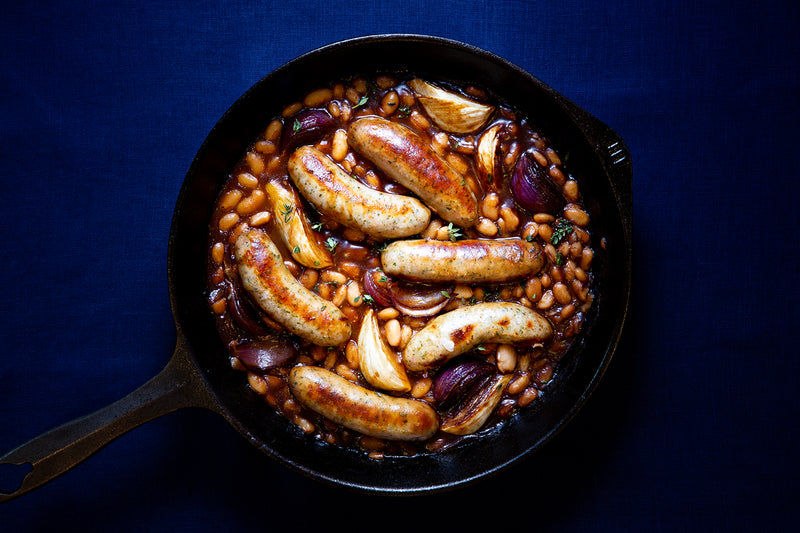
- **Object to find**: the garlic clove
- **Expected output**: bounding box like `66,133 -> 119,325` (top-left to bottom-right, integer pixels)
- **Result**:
407,78 -> 494,134
440,373 -> 512,435
265,180 -> 334,269
357,308 -> 411,392
475,123 -> 502,186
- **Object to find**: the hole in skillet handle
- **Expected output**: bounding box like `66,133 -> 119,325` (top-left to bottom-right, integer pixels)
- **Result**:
0,462 -> 33,495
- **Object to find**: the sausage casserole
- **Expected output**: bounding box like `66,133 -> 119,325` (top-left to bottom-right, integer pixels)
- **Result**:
206,75 -> 598,458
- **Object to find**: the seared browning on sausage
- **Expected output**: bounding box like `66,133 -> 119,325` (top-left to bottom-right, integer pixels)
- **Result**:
287,146 -> 431,240
235,230 -> 351,346
381,238 -> 545,283
347,116 -> 479,227
288,366 -> 439,441
403,302 -> 552,371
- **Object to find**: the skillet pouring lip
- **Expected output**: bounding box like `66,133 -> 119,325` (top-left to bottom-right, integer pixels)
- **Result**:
167,33 -> 632,494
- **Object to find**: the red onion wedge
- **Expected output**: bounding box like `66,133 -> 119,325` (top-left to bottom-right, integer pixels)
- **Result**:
365,270 -> 454,316
440,373 -> 513,435
232,336 -> 296,372
511,150 -> 565,213
389,282 -> 454,317
363,269 -> 393,308
225,280 -> 272,336
433,357 -> 495,410
282,108 -> 336,151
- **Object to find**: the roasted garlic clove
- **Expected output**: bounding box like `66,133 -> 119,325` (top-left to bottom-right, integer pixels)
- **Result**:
265,180 -> 334,269
440,373 -> 512,435
475,123 -> 502,185
407,78 -> 494,134
357,308 -> 411,392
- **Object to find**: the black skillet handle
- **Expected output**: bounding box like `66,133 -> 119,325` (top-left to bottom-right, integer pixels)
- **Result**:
549,88 -> 633,230
0,335 -> 213,503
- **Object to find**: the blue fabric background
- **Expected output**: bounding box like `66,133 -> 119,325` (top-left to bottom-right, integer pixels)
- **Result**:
2,1 -> 797,531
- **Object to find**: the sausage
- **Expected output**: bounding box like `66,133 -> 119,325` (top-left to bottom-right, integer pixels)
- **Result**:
402,302 -> 553,371
380,237 -> 545,283
347,116 -> 479,227
287,146 -> 431,240
235,229 -> 351,346
288,366 -> 439,441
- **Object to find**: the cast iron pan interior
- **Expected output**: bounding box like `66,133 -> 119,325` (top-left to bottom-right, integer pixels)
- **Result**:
168,34 -> 632,494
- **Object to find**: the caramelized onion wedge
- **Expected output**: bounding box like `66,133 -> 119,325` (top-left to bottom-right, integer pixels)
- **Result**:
475,123 -> 502,186
357,308 -> 411,392
407,78 -> 494,134
440,374 -> 512,435
433,357 -> 495,410
265,180 -> 333,269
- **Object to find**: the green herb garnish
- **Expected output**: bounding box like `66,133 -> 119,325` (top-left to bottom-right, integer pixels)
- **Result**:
292,119 -> 301,132
292,245 -> 300,254
324,237 -> 337,252
398,105 -> 411,117
279,203 -> 294,223
353,95 -> 369,109
446,223 -> 463,242
550,218 -> 573,245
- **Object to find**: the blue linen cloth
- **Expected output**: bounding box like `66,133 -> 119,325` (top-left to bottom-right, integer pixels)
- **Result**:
1,1 -> 798,531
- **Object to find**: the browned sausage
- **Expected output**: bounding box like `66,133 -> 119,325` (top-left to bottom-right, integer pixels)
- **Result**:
235,229 -> 351,346
288,366 -> 439,441
287,146 -> 431,240
347,116 -> 479,227
380,237 -> 545,283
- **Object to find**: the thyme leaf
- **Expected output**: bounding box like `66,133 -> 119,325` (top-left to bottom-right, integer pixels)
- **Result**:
279,203 -> 294,223
353,95 -> 369,109
550,218 -> 573,245
447,223 -> 463,242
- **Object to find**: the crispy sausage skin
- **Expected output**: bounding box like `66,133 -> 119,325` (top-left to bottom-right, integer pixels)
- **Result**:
288,366 -> 439,441
235,229 -> 351,346
403,302 -> 553,371
287,146 -> 431,240
347,116 -> 479,227
380,237 -> 545,283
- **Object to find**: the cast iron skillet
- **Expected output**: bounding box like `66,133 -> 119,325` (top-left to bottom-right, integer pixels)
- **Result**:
0,34 -> 632,500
